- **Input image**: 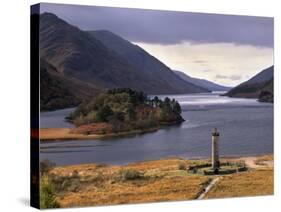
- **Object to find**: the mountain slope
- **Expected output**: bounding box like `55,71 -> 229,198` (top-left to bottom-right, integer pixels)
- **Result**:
225,66 -> 274,102
40,58 -> 101,111
40,58 -> 79,111
88,30 -> 209,93
40,13 -> 208,96
244,66 -> 273,85
40,13 -> 149,91
258,78 -> 273,102
174,70 -> 230,91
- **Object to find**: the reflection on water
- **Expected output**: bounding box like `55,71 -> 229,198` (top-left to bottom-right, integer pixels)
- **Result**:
40,93 -> 273,166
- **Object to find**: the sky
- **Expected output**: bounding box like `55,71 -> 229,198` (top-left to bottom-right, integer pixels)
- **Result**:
40,3 -> 274,87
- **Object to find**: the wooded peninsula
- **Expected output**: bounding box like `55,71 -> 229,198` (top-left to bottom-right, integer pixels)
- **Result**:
65,88 -> 184,136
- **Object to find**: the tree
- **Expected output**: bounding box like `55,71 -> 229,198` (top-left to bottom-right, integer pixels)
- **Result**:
164,97 -> 171,105
96,105 -> 113,122
173,102 -> 182,114
153,96 -> 160,107
125,106 -> 136,121
68,88 -> 184,131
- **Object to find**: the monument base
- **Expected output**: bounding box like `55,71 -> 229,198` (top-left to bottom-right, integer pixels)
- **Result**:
188,162 -> 247,176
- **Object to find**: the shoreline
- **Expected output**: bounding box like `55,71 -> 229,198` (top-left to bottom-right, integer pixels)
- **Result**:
46,154 -> 273,169
39,127 -> 160,141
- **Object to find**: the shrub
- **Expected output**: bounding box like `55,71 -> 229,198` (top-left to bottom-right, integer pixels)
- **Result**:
40,175 -> 60,209
73,114 -> 84,126
51,172 -> 81,192
119,169 -> 143,181
96,163 -> 108,168
84,111 -> 98,123
65,178 -> 80,192
40,159 -> 56,175
178,162 -> 187,170
89,172 -> 104,185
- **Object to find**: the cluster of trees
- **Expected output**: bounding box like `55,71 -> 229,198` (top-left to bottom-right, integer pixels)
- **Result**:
67,88 -> 183,132
156,96 -> 182,122
259,90 -> 273,103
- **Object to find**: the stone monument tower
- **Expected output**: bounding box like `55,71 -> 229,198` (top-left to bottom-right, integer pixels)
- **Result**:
211,128 -> 220,171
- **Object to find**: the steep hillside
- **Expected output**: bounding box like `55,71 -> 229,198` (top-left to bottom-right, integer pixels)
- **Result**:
40,13 -> 208,95
244,66 -> 273,85
40,58 -> 101,111
225,66 -> 273,102
40,58 -> 79,111
174,70 -> 230,91
88,30 -> 208,93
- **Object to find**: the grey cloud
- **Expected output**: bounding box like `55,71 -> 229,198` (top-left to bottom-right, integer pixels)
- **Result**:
215,74 -> 241,80
229,75 -> 242,80
193,60 -> 207,64
215,74 -> 228,79
40,3 -> 274,47
202,69 -> 212,72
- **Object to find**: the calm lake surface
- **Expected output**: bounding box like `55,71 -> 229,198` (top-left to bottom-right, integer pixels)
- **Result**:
40,93 -> 273,166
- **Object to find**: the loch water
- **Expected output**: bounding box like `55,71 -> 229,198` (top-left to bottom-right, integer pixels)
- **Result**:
40,93 -> 273,166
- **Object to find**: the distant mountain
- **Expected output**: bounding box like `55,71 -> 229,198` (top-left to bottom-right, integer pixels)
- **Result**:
225,66 -> 273,102
243,66 -> 273,85
87,30 -> 209,94
174,70 -> 231,91
40,13 -> 208,103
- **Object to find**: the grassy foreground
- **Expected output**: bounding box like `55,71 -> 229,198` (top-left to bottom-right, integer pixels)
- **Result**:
44,155 -> 273,208
205,169 -> 273,199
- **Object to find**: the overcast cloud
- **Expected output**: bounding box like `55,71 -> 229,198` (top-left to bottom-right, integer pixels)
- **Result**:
135,42 -> 273,86
40,3 -> 273,47
40,3 -> 274,86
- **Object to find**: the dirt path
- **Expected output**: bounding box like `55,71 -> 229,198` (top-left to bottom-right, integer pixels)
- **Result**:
197,177 -> 222,200
196,156 -> 273,200
237,157 -> 273,169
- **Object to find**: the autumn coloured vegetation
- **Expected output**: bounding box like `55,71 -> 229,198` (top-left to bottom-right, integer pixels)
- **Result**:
66,88 -> 184,135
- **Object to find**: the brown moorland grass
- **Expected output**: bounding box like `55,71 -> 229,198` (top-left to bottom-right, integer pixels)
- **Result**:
205,169 -> 273,199
50,159 -> 210,207
40,128 -> 84,140
40,127 -> 158,141
254,155 -> 274,166
48,156 -> 273,208
57,174 -> 208,207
